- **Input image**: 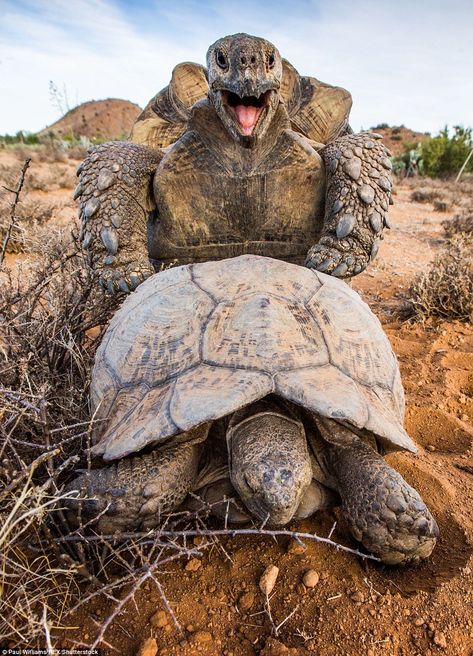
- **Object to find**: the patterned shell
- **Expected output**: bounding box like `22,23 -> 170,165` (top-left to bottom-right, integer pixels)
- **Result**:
91,255 -> 414,461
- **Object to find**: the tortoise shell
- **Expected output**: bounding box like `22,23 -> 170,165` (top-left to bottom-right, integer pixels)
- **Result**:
91,255 -> 414,461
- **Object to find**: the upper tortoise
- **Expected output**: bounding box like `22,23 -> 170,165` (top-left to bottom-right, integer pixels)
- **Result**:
67,255 -> 438,565
75,33 -> 394,293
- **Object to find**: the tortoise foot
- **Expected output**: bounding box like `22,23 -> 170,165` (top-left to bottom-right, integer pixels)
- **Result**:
328,439 -> 438,564
65,443 -> 201,532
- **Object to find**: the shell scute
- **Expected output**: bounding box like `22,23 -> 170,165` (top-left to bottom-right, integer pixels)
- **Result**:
92,383 -> 175,460
191,255 -> 322,305
203,292 -> 329,374
169,364 -> 273,431
307,275 -> 396,389
102,276 -> 214,387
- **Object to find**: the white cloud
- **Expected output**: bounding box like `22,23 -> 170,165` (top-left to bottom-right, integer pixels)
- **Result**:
0,0 -> 472,135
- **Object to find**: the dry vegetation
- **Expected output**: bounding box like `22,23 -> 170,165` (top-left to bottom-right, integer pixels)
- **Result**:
406,206 -> 473,322
0,145 -> 82,254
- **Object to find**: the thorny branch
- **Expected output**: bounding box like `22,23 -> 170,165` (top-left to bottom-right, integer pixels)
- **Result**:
0,158 -> 31,265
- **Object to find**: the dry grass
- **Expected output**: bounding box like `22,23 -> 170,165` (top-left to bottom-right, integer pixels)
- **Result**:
0,155 -> 77,254
410,187 -> 441,203
0,226 -> 120,646
442,208 -> 473,239
406,234 -> 473,322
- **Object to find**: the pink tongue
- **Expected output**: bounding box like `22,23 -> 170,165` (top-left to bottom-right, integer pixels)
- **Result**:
234,105 -> 260,135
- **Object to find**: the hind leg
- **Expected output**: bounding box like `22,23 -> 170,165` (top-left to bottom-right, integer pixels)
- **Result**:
66,442 -> 202,532
317,419 -> 438,564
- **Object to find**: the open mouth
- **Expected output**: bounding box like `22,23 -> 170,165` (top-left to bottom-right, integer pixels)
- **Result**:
221,90 -> 272,136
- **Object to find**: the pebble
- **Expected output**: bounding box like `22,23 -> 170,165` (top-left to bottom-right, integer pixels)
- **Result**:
259,565 -> 279,595
185,557 -> 202,572
426,445 -> 436,452
302,570 -> 319,588
193,630 -> 213,643
287,538 -> 306,554
433,631 -> 447,649
137,637 -> 158,656
351,591 -> 365,603
238,591 -> 255,611
150,609 -> 169,628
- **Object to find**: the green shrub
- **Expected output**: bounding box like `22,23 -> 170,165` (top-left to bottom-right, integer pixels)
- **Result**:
421,126 -> 473,177
0,131 -> 39,145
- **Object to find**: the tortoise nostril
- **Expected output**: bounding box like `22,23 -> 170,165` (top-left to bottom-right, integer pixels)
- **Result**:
241,56 -> 246,65
250,56 -> 256,64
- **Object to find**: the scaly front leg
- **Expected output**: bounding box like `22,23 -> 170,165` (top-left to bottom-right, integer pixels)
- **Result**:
306,132 -> 393,278
76,141 -> 164,293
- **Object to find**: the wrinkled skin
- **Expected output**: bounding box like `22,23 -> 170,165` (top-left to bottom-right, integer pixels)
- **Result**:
75,33 -> 393,294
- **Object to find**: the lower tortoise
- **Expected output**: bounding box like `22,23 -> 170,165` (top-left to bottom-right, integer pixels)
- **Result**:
68,255 -> 438,564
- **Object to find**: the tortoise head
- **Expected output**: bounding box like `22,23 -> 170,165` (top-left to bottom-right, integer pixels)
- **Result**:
206,33 -> 283,147
228,409 -> 312,526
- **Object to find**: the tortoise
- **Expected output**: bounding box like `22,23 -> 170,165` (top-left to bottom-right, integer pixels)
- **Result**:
68,255 -> 438,565
75,33 -> 394,294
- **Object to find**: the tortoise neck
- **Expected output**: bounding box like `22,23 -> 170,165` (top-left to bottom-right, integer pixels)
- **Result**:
189,98 -> 291,169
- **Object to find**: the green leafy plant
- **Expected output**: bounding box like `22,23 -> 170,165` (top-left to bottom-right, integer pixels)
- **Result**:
421,126 -> 473,177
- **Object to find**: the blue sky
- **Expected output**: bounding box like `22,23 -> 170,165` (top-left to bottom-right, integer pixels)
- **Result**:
0,0 -> 472,135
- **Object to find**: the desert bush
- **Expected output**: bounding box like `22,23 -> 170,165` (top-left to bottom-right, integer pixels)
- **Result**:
407,235 -> 473,322
442,209 -> 473,238
410,188 -> 440,203
0,163 -> 71,254
421,126 -> 473,177
0,231 -> 121,646
433,200 -> 450,212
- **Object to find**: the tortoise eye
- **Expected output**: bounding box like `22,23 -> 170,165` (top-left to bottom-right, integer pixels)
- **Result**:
268,52 -> 275,69
216,49 -> 228,69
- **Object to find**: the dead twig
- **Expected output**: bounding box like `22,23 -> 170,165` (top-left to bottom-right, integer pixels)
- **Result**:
0,158 -> 31,265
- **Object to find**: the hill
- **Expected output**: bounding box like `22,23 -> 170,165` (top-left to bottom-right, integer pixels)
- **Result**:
371,124 -> 431,156
39,99 -> 141,140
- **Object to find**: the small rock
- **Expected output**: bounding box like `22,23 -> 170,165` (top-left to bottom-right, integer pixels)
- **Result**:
138,637 -> 158,656
433,631 -> 447,649
193,630 -> 213,643
302,570 -> 319,588
413,616 -> 425,626
351,591 -> 365,603
426,445 -> 436,452
185,557 -> 202,572
238,591 -> 255,612
296,583 -> 306,595
150,609 -> 169,628
287,538 -> 306,555
260,637 -> 301,655
259,564 -> 279,595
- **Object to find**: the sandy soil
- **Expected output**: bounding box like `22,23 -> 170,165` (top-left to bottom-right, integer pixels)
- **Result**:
1,149 -> 472,656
